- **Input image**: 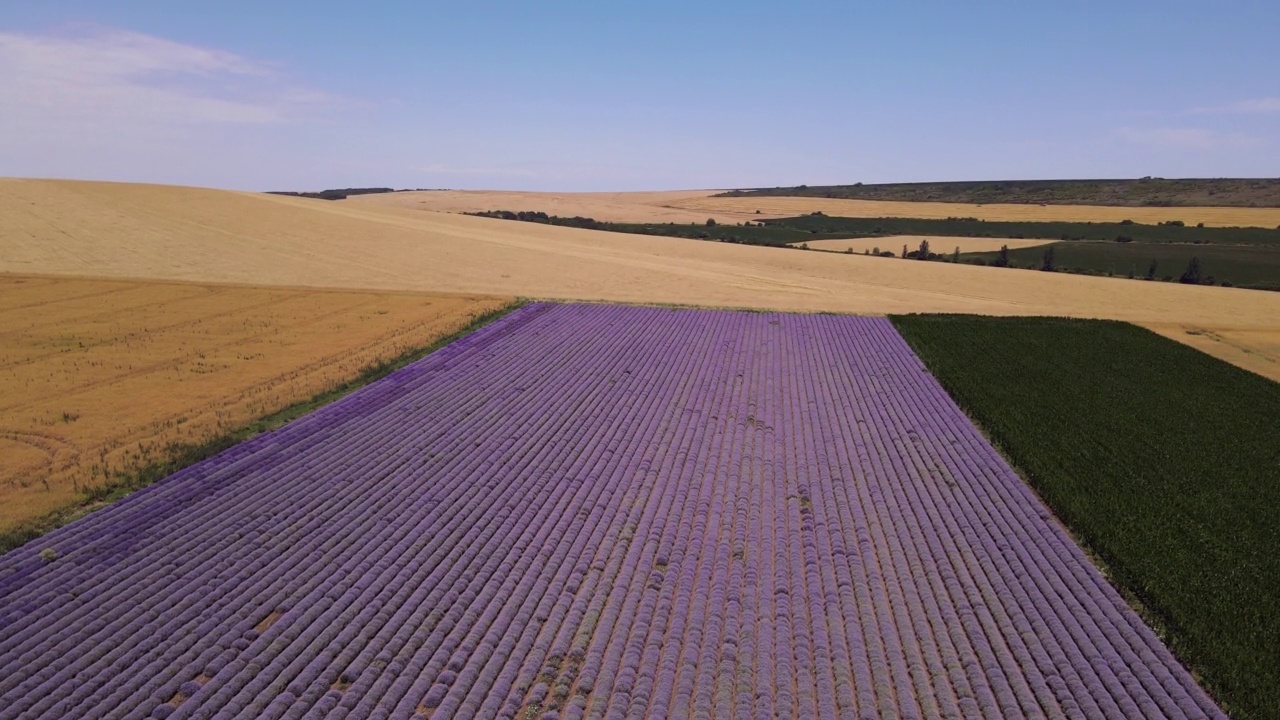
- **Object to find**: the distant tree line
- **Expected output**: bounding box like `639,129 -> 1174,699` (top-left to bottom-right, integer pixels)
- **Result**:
266,188 -> 397,201
761,213 -> 1280,246
715,177 -> 1280,208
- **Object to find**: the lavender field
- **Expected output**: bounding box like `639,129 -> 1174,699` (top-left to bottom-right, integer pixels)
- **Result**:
0,303 -> 1221,719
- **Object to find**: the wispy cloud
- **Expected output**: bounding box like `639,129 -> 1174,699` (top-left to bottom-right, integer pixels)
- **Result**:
1189,97 -> 1280,115
0,27 -> 342,126
1113,126 -> 1261,151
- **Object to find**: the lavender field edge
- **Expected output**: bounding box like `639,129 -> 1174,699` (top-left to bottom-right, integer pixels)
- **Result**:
0,299 -> 527,556
0,303 -> 1224,719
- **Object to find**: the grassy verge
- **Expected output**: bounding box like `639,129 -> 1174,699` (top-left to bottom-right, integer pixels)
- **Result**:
890,315 -> 1280,719
0,300 -> 524,554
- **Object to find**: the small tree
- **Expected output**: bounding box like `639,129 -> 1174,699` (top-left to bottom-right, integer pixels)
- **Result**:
994,244 -> 1010,267
917,239 -> 931,260
705,218 -> 717,227
901,244 -> 908,259
952,247 -> 960,263
1179,256 -> 1203,284
1146,259 -> 1158,280
1040,246 -> 1057,272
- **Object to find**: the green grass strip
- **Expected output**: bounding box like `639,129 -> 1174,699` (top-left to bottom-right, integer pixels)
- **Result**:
890,314 -> 1280,719
0,300 -> 525,555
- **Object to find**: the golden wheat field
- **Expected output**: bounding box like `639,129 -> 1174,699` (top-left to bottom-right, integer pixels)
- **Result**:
0,273 -> 508,530
2,178 -> 1279,387
805,235 -> 1056,255
352,188 -> 741,223
354,187 -> 1280,228
666,194 -> 1280,228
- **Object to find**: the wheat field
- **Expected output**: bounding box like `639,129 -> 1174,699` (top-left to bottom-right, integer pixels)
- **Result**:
2,178 -> 1278,387
0,272 -> 507,530
355,187 -> 1280,228
351,188 -> 738,223
668,194 -> 1280,228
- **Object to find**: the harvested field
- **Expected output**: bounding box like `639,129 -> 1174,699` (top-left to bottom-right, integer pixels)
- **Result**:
1143,323 -> 1280,384
0,274 -> 508,531
0,304 -> 1222,718
666,195 -> 1280,229
806,236 -> 1055,255
4,179 -> 1280,382
349,188 -> 741,224
353,187 -> 1280,228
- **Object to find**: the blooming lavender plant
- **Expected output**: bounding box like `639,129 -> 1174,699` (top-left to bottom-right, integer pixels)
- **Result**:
0,304 -> 1223,719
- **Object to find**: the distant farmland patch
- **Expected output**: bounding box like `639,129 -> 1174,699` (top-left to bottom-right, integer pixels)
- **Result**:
805,235 -> 1056,255
962,242 -> 1280,290
760,213 -> 1280,246
0,275 -> 510,540
892,314 -> 1280,719
472,210 -> 1280,289
472,209 -> 1280,247
266,187 -> 397,201
667,194 -> 1280,228
717,178 -> 1280,208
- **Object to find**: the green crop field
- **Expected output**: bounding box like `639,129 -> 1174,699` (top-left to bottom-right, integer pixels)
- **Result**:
764,213 -> 1280,246
891,315 -> 1280,720
718,178 -> 1280,207
962,241 -> 1280,289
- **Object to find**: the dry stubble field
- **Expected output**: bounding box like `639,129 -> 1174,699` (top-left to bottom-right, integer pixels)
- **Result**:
0,273 -> 507,530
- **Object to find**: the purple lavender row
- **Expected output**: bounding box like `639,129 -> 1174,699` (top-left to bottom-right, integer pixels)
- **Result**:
0,304 -> 1223,719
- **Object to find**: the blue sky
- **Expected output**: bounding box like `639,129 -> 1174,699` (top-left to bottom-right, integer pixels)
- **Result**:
1,1 -> 1277,191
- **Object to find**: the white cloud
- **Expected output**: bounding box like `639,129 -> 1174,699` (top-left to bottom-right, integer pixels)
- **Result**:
1189,97 -> 1280,115
1113,126 -> 1261,151
0,27 -> 340,127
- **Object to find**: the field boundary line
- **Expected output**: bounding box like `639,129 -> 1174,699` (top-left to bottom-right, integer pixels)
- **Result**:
0,299 -> 526,554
